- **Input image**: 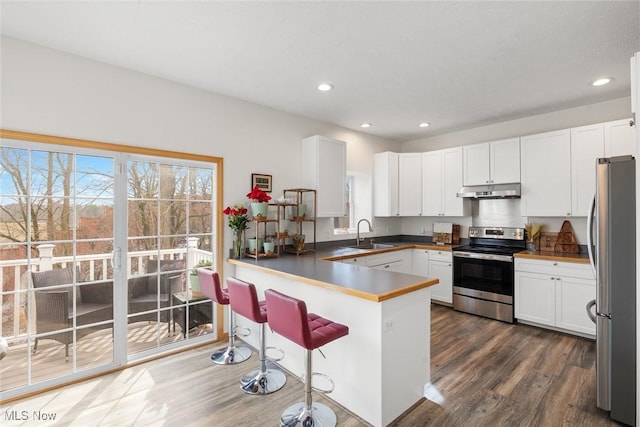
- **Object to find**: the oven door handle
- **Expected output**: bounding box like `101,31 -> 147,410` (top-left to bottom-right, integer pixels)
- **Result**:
453,251 -> 513,263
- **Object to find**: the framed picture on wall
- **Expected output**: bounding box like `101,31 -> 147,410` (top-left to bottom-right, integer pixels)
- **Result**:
251,173 -> 272,192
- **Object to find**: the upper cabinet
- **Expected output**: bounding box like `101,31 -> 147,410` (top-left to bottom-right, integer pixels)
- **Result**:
301,135 -> 346,217
521,129 -> 572,217
463,137 -> 521,185
604,119 -> 636,157
523,120 -> 635,217
373,152 -> 399,217
398,153 -> 423,216
422,147 -> 470,217
570,124 -> 605,217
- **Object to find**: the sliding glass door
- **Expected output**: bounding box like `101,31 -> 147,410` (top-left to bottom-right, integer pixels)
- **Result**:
0,133 -> 220,399
125,156 -> 217,357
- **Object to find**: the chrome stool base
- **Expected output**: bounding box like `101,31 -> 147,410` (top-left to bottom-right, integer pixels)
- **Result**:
280,402 -> 336,427
240,368 -> 287,394
210,344 -> 252,365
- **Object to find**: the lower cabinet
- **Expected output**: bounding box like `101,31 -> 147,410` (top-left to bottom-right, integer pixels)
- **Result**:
515,258 -> 595,336
428,250 -> 453,304
411,249 -> 452,304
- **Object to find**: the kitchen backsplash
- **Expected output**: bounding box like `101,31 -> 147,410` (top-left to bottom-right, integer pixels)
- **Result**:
472,199 -> 522,227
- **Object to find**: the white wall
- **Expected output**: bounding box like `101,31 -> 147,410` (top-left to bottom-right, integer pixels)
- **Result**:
0,37 -> 400,251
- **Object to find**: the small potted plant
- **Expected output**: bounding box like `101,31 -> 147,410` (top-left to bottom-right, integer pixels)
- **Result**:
247,185 -> 272,219
525,222 -> 542,251
190,259 -> 213,296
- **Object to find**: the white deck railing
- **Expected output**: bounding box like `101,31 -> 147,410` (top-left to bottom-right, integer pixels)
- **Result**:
0,237 -> 213,340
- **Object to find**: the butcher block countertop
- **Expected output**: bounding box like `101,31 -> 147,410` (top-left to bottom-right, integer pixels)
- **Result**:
228,243 -> 441,302
514,250 -> 590,264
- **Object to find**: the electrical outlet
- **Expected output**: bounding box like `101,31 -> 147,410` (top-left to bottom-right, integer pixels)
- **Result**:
383,319 -> 394,331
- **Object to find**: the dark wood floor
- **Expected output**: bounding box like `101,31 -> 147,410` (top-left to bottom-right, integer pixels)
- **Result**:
0,305 -> 621,426
393,304 -> 620,426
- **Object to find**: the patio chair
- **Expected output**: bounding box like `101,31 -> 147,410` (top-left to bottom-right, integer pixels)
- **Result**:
127,259 -> 186,332
31,267 -> 113,361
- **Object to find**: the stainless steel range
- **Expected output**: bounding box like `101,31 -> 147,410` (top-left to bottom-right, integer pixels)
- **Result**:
452,226 -> 525,323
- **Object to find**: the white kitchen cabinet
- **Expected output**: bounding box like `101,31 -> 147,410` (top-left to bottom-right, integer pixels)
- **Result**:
421,151 -> 443,216
373,152 -> 399,217
301,135 -> 346,217
515,258 -> 595,336
556,275 -> 597,335
463,138 -> 520,185
514,271 -> 556,326
428,250 -> 453,304
398,153 -> 423,216
422,148 -> 470,217
604,118 -> 636,157
571,124 -> 605,216
411,249 -> 429,277
520,129 -> 572,217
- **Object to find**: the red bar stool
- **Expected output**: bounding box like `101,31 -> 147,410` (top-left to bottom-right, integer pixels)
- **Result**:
227,277 -> 286,395
197,269 -> 251,364
264,288 -> 349,427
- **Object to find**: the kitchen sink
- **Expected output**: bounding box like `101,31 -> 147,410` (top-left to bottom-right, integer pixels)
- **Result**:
346,243 -> 397,250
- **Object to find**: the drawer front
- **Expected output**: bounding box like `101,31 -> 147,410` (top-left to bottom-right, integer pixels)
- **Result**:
554,262 -> 594,280
341,257 -> 367,266
366,251 -> 404,267
428,250 -> 452,263
515,258 -> 594,280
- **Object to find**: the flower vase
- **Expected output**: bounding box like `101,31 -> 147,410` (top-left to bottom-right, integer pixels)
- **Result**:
250,202 -> 268,219
232,230 -> 245,259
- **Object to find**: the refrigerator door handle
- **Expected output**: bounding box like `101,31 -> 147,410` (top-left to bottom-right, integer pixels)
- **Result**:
586,195 -> 597,278
586,299 -> 597,324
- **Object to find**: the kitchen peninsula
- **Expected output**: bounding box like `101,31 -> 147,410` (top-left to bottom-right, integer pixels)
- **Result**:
228,250 -> 439,427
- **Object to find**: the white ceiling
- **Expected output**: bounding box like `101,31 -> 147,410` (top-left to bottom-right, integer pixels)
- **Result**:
1,1 -> 639,142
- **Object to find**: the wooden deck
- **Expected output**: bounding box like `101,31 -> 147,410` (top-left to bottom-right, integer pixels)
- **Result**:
1,305 -> 619,426
1,321 -> 213,393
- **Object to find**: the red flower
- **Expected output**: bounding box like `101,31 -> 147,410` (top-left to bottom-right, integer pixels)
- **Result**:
223,205 -> 249,231
247,185 -> 272,203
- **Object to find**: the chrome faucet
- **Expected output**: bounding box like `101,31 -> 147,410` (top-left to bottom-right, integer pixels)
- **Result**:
356,218 -> 373,246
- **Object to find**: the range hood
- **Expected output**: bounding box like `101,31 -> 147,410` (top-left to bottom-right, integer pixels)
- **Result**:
456,183 -> 521,199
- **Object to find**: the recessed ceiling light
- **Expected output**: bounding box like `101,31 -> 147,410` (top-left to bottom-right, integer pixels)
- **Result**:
419,122 -> 431,128
591,78 -> 613,87
317,83 -> 334,91
360,123 -> 372,128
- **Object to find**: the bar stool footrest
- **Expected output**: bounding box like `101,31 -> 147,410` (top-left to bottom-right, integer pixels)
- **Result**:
233,325 -> 251,338
265,345 -> 285,362
300,372 -> 335,394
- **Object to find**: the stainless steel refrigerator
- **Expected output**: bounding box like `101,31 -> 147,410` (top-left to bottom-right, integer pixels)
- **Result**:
587,155 -> 636,426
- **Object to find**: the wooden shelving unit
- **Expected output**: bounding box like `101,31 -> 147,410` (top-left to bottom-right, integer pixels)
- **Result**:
244,212 -> 279,259
282,188 -> 316,256
244,189 -> 317,258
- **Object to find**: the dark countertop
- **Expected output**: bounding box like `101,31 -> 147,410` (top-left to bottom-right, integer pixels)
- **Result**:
228,243 -> 442,302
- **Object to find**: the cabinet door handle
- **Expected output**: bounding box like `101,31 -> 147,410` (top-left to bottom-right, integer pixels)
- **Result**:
556,277 -> 561,281
550,277 -> 555,280
384,264 -> 390,269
